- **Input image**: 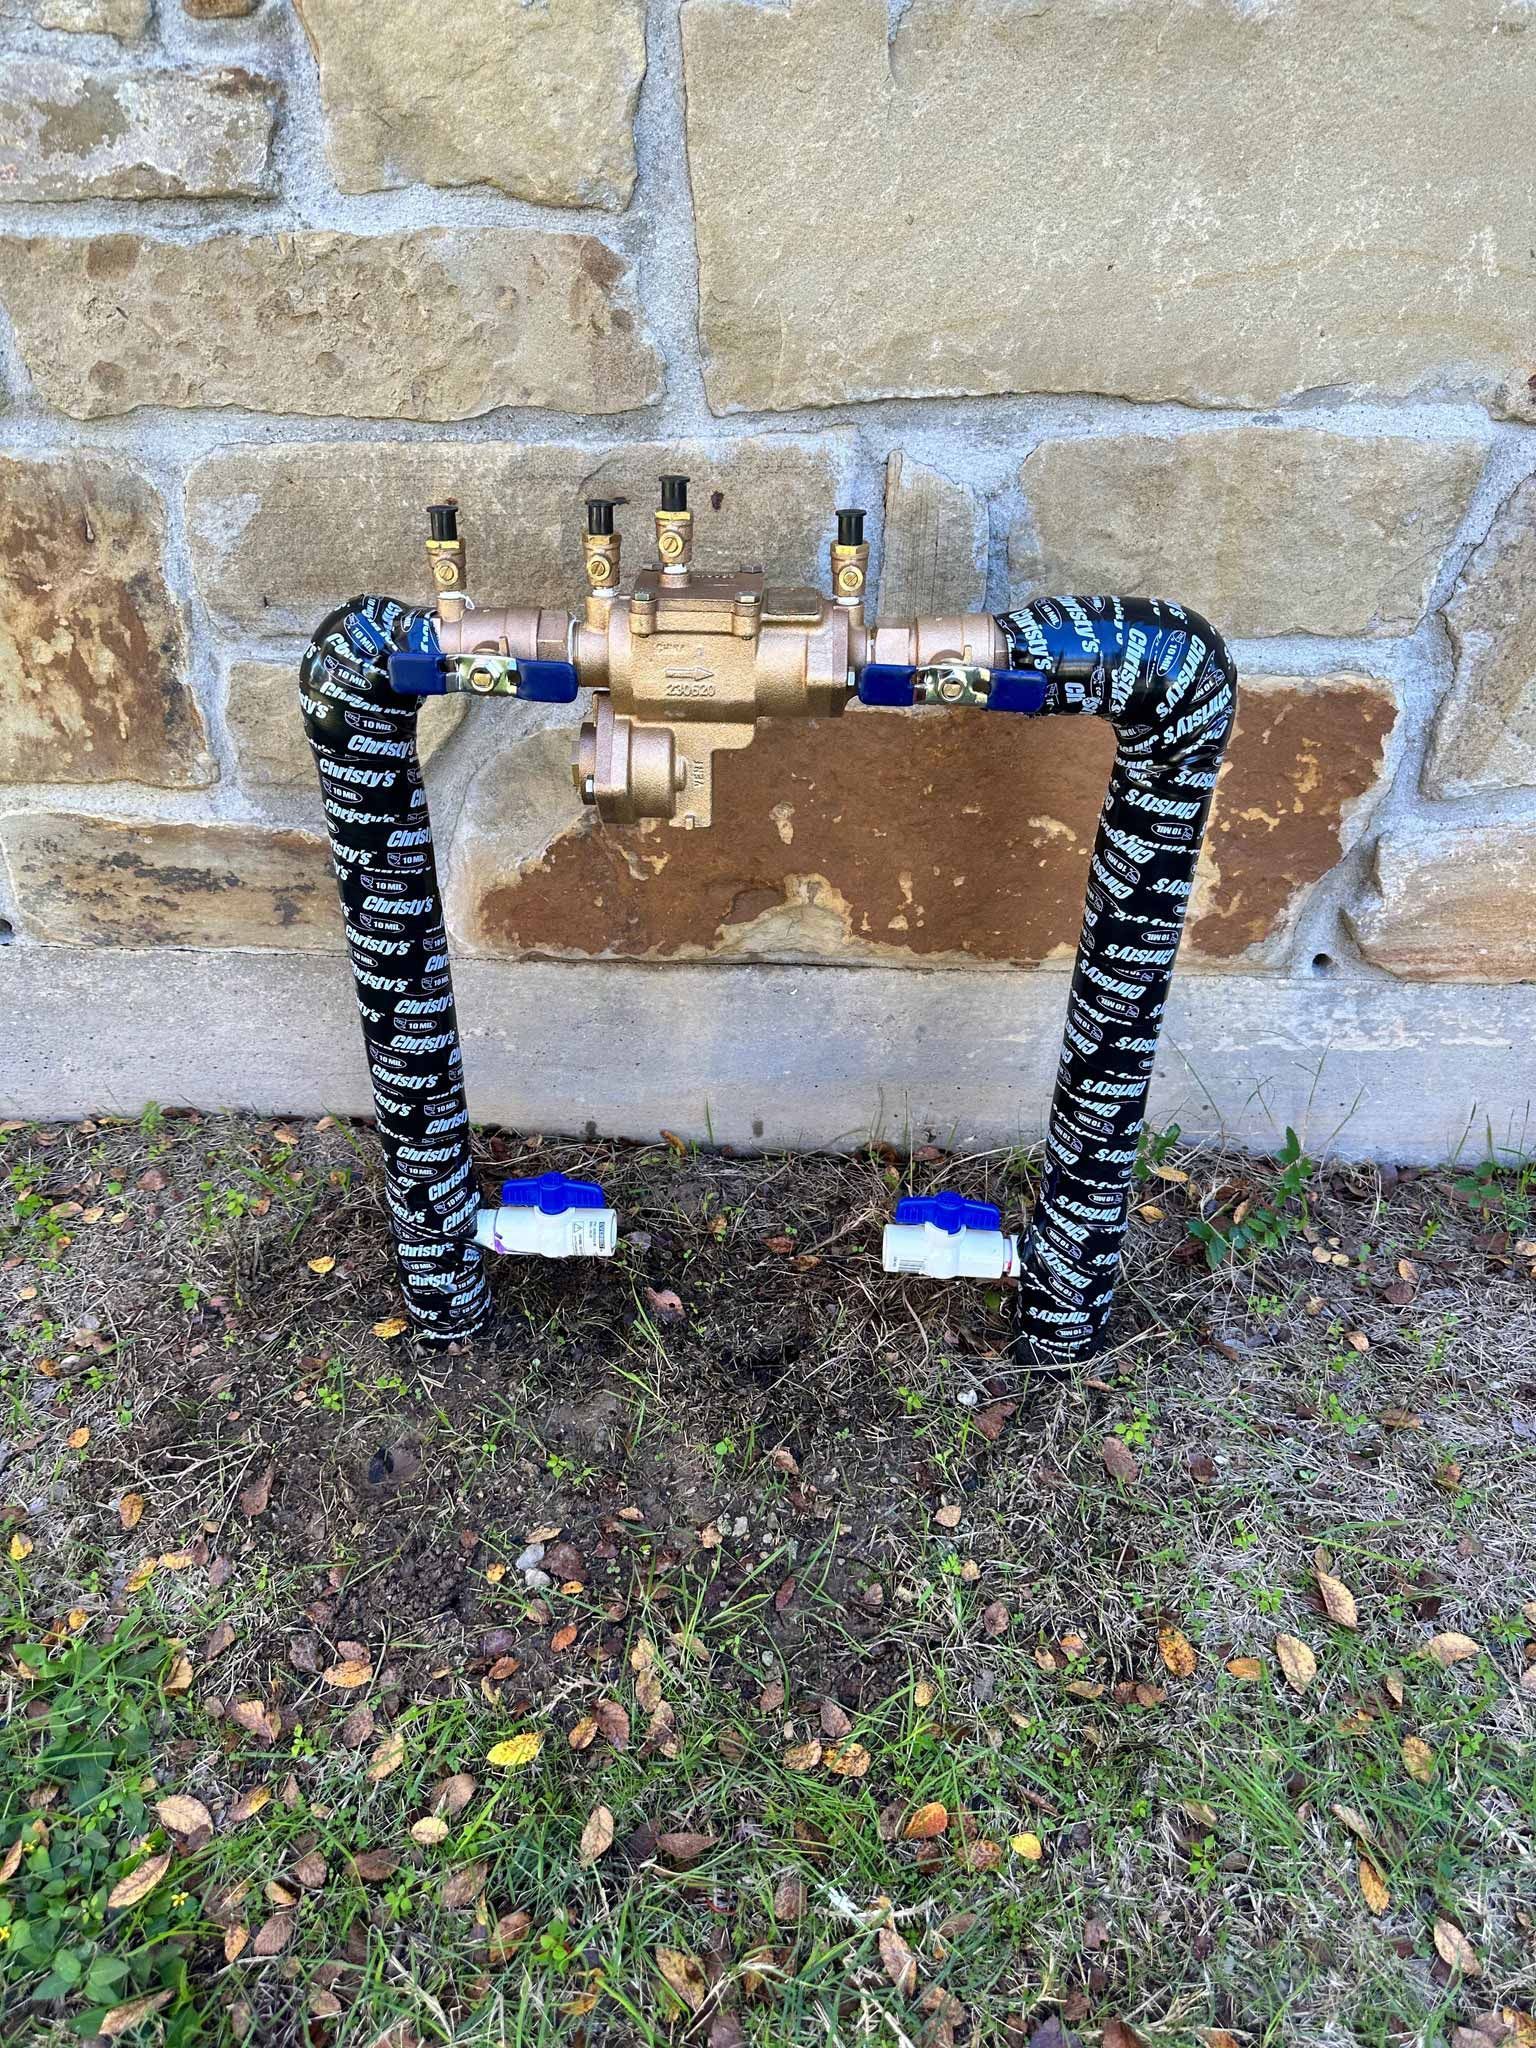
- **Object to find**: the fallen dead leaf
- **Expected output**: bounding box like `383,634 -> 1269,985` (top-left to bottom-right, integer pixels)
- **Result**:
579,1805 -> 615,1865
410,1816 -> 449,1848
372,1316 -> 409,1340
824,1741 -> 871,1778
1358,1857 -> 1390,1915
655,1946 -> 708,2014
367,1732 -> 405,1781
108,1851 -> 171,1910
117,1492 -> 145,1532
239,1465 -> 274,1519
644,1287 -> 685,1324
878,1922 -> 919,1996
903,1801 -> 949,1840
1158,1626 -> 1197,1678
155,1794 -> 213,1838
1275,1634 -> 1318,1693
230,1700 -> 280,1743
1104,2022 -> 1148,2048
1101,1437 -> 1140,1484
1010,1832 -> 1044,1861
1426,1631 -> 1480,1668
432,1773 -> 476,1817
307,1255 -> 336,1275
773,1873 -> 806,1921
291,1850 -> 326,1889
101,1991 -> 172,2038
1432,1918 -> 1481,1977
1226,1656 -> 1265,1681
228,1786 -> 270,1825
783,1740 -> 823,1771
1401,1734 -> 1434,1785
440,1859 -> 488,1910
1316,1568 -> 1360,1630
322,1658 -> 372,1690
252,1909 -> 295,1956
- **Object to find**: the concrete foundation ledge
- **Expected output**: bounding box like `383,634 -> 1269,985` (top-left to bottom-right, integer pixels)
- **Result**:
3,944 -> 1529,1166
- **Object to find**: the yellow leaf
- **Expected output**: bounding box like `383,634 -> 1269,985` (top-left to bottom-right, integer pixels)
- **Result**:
322,1659 -> 372,1690
125,1559 -> 155,1593
117,1493 -> 145,1531
485,1562 -> 507,1584
1330,1803 -> 1374,1846
568,1716 -> 598,1751
372,1316 -> 409,1340
655,1946 -> 708,2013
1275,1633 -> 1318,1693
579,1804 -> 615,1865
164,1654 -> 194,1694
1426,1631 -> 1480,1668
307,1255 -> 336,1275
1357,1856 -> 1390,1915
782,1740 -> 823,1771
1150,1163 -> 1189,1183
1400,1734 -> 1434,1785
108,1849 -> 172,1910
486,1732 -> 544,1770
1315,1568 -> 1359,1630
223,1925 -> 249,1963
1158,1626 -> 1197,1678
1010,1832 -> 1044,1861
9,1533 -> 33,1562
1225,1656 -> 1265,1681
825,1741 -> 871,1778
934,1503 -> 963,1529
903,1801 -> 949,1840
67,1427 -> 90,1451
1432,1918 -> 1481,1976
156,1794 -> 213,1837
913,1679 -> 936,1708
410,1816 -> 449,1847
157,1552 -> 194,1572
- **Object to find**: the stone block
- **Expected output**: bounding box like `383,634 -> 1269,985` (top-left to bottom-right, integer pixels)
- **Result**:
878,453 -> 987,618
1009,429 -> 1483,639
228,659 -> 465,790
0,453 -> 211,790
683,0 -> 1536,415
1347,824 -> 1536,984
293,0 -> 645,207
0,60 -> 274,200
0,813 -> 339,949
0,230 -> 660,421
1425,476 -> 1536,796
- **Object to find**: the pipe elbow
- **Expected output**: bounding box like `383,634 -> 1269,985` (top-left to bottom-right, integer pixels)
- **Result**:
300,593 -> 434,752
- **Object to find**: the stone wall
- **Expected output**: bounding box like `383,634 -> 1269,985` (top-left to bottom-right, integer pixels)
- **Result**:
2,0 -> 1534,1161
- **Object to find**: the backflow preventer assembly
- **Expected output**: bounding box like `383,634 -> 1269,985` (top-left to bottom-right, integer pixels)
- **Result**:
301,480 -> 1237,1370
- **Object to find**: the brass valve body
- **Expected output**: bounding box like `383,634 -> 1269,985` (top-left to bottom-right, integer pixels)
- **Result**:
572,569 -> 855,829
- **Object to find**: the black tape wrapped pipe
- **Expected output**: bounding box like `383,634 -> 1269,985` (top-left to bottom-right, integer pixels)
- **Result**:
300,596 -> 490,1342
995,596 -> 1238,1370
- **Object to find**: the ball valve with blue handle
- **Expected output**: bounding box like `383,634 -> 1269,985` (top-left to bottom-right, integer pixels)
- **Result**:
882,1192 -> 1019,1280
474,1171 -> 618,1260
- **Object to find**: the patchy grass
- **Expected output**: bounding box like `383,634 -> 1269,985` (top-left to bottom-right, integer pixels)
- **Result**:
1,1109 -> 1535,2048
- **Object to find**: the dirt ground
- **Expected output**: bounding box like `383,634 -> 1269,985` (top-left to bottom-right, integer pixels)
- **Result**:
2,1108 -> 1534,2048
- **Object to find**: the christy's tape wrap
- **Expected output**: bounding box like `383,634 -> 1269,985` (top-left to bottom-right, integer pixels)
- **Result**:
300,596 -> 491,1341
300,590 -> 1234,1369
999,596 -> 1237,1366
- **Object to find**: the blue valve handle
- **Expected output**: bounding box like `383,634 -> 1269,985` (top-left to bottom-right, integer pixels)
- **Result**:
857,666 -> 1049,713
893,1192 -> 1002,1235
387,650 -> 580,703
498,1170 -> 608,1215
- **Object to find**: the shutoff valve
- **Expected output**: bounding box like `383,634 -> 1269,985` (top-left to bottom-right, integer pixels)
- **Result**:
882,1193 -> 1019,1281
474,1171 -> 618,1260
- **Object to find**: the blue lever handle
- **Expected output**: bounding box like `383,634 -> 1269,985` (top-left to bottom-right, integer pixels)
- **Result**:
858,663 -> 916,707
516,659 -> 580,703
388,650 -> 449,696
988,669 -> 1049,714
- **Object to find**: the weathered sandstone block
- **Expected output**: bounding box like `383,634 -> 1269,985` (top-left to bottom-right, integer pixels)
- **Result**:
0,59 -> 274,200
1425,477 -> 1536,796
293,0 -> 645,207
0,230 -> 660,421
0,454 -> 211,790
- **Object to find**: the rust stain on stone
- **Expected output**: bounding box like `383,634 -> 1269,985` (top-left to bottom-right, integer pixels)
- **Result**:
0,453 -> 210,789
1189,678 -> 1396,958
471,681 -> 1394,968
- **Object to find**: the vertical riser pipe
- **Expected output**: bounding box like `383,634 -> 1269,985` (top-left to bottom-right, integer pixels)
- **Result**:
997,595 -> 1237,1367
301,595 -> 490,1342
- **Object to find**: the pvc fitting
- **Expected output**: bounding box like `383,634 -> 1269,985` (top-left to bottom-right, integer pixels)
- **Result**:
473,1171 -> 618,1260
882,1193 -> 1018,1280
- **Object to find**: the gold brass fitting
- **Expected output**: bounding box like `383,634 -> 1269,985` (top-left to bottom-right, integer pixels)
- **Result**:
830,539 -> 869,606
654,507 -> 692,581
426,500 -> 467,623
583,530 -> 621,594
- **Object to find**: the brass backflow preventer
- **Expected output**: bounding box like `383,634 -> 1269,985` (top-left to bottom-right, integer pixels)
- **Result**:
395,478 -> 1038,830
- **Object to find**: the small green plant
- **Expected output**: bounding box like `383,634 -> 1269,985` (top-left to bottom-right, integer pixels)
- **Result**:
1187,1127 -> 1316,1268
1134,1120 -> 1183,1185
